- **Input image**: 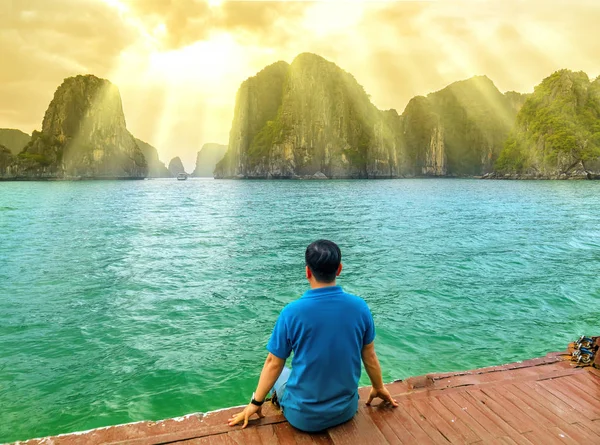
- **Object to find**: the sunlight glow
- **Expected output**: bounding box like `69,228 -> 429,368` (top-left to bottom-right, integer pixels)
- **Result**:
88,0 -> 599,172
148,35 -> 239,83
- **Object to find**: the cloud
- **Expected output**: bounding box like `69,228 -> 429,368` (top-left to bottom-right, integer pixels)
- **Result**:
1,0 -> 599,171
123,0 -> 308,49
0,0 -> 135,130
337,0 -> 600,111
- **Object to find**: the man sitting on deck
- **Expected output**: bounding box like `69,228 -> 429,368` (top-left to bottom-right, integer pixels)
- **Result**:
227,239 -> 398,432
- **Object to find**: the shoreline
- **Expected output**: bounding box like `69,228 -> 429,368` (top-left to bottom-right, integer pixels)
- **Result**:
0,172 -> 600,182
0,177 -> 147,182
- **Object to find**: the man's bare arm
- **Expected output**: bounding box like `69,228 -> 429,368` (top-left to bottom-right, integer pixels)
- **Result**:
254,353 -> 286,402
361,342 -> 398,406
228,353 -> 286,428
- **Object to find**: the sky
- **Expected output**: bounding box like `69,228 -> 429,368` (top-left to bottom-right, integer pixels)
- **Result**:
1,0 -> 599,171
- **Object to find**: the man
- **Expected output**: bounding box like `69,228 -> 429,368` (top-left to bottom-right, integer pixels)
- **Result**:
228,239 -> 397,431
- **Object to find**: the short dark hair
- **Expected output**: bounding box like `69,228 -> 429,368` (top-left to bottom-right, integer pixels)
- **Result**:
305,240 -> 342,283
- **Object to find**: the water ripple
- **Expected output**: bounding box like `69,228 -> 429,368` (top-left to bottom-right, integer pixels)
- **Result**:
1,178 -> 599,442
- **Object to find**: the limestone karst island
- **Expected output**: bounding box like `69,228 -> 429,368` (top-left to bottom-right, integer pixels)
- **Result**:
2,1 -> 599,445
1,54 -> 600,181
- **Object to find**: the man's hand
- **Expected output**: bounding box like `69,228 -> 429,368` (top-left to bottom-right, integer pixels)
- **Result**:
366,386 -> 399,407
227,403 -> 265,428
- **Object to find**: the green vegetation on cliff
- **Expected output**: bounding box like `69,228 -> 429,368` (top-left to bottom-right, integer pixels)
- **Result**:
135,138 -> 171,178
12,75 -> 147,179
403,76 -> 518,176
0,144 -> 15,177
217,61 -> 289,176
217,53 -> 401,178
217,54 -> 526,179
496,70 -> 600,177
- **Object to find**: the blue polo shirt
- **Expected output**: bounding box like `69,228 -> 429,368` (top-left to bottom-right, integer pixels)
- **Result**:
266,285 -> 375,432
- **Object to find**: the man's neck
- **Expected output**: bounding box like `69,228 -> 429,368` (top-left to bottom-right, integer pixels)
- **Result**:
310,280 -> 337,290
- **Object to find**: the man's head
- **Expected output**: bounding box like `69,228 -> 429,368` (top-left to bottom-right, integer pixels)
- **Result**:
305,240 -> 343,286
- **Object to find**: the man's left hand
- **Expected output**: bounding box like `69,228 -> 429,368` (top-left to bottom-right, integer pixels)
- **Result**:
227,403 -> 265,428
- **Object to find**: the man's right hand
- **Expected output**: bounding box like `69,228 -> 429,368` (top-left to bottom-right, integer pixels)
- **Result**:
366,386 -> 399,407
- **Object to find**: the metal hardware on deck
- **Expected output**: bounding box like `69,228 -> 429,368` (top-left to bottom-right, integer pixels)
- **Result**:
570,335 -> 599,368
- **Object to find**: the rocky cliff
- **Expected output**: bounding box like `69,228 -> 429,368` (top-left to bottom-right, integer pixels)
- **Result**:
504,91 -> 530,114
494,70 -> 600,179
191,143 -> 227,177
215,54 -> 403,179
402,76 -> 518,176
168,157 -> 186,176
0,144 -> 15,178
135,138 -> 171,177
0,129 -> 31,155
215,55 -> 525,179
9,75 -> 147,179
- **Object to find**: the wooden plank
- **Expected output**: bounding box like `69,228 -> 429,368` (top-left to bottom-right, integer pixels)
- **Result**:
273,422 -> 332,444
361,406 -> 406,444
497,437 -> 518,445
506,381 -> 587,431
545,427 -> 582,444
400,399 -> 451,443
550,422 -> 599,443
401,368 -> 581,404
466,389 -> 534,434
548,378 -> 600,417
436,394 -> 495,443
411,397 -> 469,444
273,423 -> 300,445
567,374 -> 600,402
308,432 -> 334,445
459,391 -> 534,445
504,384 -> 600,445
226,427 -> 264,445
573,421 -> 600,440
387,402 -> 436,444
537,379 -> 600,420
327,412 -> 388,445
520,381 -> 582,424
208,434 -> 239,445
255,425 -> 279,445
427,396 -> 481,444
175,435 -> 241,445
110,415 -> 286,445
510,382 -> 580,425
479,387 -> 563,445
175,437 -> 212,444
586,419 -> 600,435
447,392 -> 506,438
494,385 -> 556,430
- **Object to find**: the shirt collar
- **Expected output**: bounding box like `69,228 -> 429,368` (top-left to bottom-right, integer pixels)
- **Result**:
301,285 -> 343,299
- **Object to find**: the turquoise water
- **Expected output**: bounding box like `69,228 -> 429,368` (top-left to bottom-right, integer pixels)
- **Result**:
1,179 -> 599,443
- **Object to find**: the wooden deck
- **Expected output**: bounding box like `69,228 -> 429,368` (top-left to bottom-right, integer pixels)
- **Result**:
12,352 -> 600,445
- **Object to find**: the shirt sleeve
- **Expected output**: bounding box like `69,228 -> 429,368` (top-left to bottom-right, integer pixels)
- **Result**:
363,306 -> 376,346
266,308 -> 292,359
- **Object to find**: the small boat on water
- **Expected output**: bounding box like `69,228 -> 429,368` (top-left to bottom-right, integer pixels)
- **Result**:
177,173 -> 188,181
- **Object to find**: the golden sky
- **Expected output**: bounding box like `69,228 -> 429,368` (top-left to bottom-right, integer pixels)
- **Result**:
1,0 -> 599,170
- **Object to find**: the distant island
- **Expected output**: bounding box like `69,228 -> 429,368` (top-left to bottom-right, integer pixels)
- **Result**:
492,70 -> 600,179
216,53 -> 600,180
1,53 -> 599,180
0,76 -> 222,181
0,75 -> 147,180
191,143 -> 228,177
